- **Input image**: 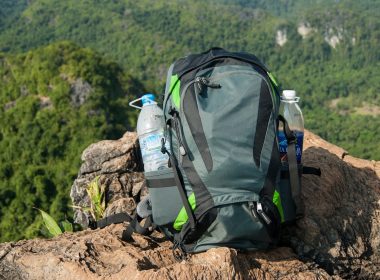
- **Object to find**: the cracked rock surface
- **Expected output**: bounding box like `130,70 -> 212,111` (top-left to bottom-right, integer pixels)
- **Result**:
0,225 -> 338,280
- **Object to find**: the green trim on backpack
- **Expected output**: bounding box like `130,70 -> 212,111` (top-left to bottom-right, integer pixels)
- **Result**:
173,192 -> 196,230
267,72 -> 279,87
267,71 -> 280,108
272,190 -> 284,223
170,74 -> 181,108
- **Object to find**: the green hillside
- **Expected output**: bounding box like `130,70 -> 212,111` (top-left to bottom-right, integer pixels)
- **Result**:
0,0 -> 379,241
0,0 -> 378,159
0,41 -> 141,241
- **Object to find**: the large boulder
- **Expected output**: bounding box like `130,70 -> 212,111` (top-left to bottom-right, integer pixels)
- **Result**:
287,131 -> 380,278
0,130 -> 379,279
69,131 -> 146,227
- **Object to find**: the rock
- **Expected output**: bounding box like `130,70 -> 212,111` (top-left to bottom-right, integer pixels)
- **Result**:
283,130 -> 380,279
70,131 -> 143,229
69,78 -> 93,107
27,129 -> 375,279
0,224 -> 338,280
276,29 -> 287,46
105,198 -> 136,216
297,22 -> 315,38
78,132 -> 141,174
38,95 -> 53,109
3,100 -> 16,111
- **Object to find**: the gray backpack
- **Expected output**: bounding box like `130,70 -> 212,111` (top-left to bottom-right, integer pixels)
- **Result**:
145,48 -> 313,254
93,48 -> 320,255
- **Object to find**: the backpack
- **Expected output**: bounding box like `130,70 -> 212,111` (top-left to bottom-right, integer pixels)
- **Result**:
146,47 -> 309,254
92,48 -> 320,255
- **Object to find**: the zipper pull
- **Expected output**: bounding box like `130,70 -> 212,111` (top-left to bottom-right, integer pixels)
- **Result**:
169,108 -> 187,156
174,117 -> 187,156
179,146 -> 186,156
256,202 -> 272,225
248,201 -> 258,219
195,77 -> 221,91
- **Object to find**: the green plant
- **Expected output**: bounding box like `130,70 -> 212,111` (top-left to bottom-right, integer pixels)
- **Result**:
85,176 -> 106,221
37,208 -> 63,237
36,208 -> 80,237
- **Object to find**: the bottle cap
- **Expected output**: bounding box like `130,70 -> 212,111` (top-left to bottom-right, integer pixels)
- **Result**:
141,93 -> 155,106
282,90 -> 297,100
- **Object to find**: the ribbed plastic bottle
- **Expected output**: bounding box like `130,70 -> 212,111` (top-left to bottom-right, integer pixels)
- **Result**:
131,94 -> 169,172
278,90 -> 304,163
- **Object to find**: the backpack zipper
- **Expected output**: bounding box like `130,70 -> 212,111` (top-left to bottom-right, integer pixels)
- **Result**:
167,77 -> 220,165
168,107 -> 188,164
180,76 -> 221,110
248,201 -> 272,225
163,55 -> 275,114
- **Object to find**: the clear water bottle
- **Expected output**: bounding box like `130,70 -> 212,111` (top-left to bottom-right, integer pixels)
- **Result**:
278,90 -> 304,163
129,93 -> 169,172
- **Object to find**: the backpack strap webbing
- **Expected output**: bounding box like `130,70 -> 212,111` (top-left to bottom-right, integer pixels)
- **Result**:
161,135 -> 197,231
90,212 -> 154,241
278,115 -> 304,219
281,166 -> 321,178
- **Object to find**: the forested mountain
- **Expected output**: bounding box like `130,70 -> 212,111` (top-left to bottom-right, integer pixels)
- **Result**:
0,0 -> 378,158
0,42 -> 142,241
0,0 -> 378,241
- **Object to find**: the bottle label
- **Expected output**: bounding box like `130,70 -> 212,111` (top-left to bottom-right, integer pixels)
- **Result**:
278,131 -> 304,163
139,131 -> 169,172
143,133 -> 162,152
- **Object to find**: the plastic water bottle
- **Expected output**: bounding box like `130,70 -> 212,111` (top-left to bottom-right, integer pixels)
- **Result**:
278,90 -> 304,163
129,94 -> 169,172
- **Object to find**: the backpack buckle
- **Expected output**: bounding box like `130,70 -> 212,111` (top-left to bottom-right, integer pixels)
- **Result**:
287,132 -> 297,144
172,240 -> 189,262
168,106 -> 178,117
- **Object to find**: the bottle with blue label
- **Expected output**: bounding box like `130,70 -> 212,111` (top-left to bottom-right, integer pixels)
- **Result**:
130,93 -> 169,172
278,90 -> 304,163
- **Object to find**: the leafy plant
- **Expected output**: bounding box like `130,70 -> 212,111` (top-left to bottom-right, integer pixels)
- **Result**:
60,220 -> 74,233
85,176 -> 106,221
36,208 -> 79,237
37,208 -> 62,237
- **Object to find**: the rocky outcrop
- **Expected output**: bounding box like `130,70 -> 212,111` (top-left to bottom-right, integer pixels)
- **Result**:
1,130 -> 379,279
285,131 -> 380,279
297,22 -> 315,38
0,224 -> 336,280
70,131 -> 145,228
69,78 -> 93,107
276,29 -> 287,46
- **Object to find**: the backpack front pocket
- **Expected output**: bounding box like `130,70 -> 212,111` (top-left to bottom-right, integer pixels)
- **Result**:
190,202 -> 277,253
